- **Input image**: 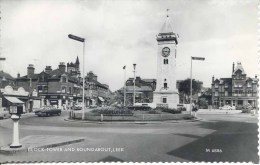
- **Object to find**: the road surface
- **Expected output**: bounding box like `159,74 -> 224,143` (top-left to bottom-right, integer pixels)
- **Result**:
0,110 -> 258,163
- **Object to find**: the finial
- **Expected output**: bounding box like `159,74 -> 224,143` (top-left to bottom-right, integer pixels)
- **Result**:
166,9 -> 169,17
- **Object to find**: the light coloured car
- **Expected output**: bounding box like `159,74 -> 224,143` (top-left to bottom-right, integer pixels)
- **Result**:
219,105 -> 236,110
0,108 -> 11,119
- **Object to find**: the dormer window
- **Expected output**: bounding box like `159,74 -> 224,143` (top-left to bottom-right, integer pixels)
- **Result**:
61,76 -> 67,83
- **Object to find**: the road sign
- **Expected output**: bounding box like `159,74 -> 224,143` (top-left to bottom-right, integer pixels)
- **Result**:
192,57 -> 205,60
68,34 -> 85,42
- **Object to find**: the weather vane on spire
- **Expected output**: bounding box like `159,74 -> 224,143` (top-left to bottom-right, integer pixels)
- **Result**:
166,9 -> 170,17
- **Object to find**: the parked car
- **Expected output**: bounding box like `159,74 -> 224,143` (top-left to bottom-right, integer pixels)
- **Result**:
89,105 -> 97,108
0,108 -> 11,119
242,104 -> 254,113
243,104 -> 253,110
72,104 -> 82,110
35,106 -> 61,117
219,105 -> 235,110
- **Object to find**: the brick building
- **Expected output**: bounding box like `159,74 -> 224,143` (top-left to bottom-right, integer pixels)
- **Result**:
85,71 -> 111,107
118,77 -> 156,106
211,62 -> 258,109
16,58 -> 81,111
16,57 -> 112,110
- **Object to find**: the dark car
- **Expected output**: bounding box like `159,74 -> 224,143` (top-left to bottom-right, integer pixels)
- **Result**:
35,106 -> 61,117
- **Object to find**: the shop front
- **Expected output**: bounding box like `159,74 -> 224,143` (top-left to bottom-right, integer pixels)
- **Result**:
0,86 -> 29,112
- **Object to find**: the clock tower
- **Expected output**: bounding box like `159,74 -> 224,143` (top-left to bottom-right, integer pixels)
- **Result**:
153,14 -> 179,109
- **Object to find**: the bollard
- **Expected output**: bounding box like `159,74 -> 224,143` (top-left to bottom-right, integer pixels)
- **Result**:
251,110 -> 256,116
101,114 -> 103,122
10,114 -> 22,148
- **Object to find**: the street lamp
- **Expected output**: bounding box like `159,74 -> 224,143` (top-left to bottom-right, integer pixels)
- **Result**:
123,65 -> 126,107
133,64 -> 136,106
190,56 -> 205,116
68,34 -> 85,120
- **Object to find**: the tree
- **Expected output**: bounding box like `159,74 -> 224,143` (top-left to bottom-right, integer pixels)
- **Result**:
178,78 -> 202,103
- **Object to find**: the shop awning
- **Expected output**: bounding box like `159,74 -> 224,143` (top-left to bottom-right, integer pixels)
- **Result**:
5,96 -> 24,104
98,97 -> 104,102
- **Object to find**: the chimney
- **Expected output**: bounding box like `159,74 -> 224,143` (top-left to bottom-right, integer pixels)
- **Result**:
212,75 -> 215,83
27,64 -> 35,78
232,62 -> 235,73
45,66 -> 52,74
17,73 -> 20,78
58,62 -> 66,73
255,75 -> 257,78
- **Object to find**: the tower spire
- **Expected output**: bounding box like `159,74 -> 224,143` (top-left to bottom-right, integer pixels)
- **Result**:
166,9 -> 169,17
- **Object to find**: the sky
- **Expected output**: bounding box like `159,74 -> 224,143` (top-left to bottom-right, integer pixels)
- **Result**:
0,0 -> 258,91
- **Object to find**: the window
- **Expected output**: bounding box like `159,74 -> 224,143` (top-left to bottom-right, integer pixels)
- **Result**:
163,59 -> 168,64
61,86 -> 66,93
162,97 -> 167,103
225,91 -> 228,96
43,86 -> 48,93
38,86 -> 42,93
164,83 -> 167,89
215,91 -> 218,96
61,76 -> 67,83
215,84 -> 219,88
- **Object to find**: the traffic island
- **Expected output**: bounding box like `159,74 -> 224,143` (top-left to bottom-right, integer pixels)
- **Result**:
0,135 -> 85,154
70,110 -> 195,122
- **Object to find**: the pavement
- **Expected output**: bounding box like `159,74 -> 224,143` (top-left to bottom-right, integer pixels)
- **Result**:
0,135 -> 85,154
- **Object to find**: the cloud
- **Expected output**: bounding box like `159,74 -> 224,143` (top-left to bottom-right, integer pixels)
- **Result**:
1,0 -> 258,91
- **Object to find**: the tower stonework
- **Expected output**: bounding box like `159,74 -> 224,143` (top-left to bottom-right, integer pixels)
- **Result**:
153,15 -> 179,109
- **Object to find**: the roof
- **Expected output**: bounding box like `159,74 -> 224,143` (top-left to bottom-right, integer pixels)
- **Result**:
76,56 -> 79,64
233,62 -> 246,75
17,73 -> 40,80
142,79 -> 156,83
4,96 -> 24,104
120,86 -> 153,92
0,70 -> 15,80
159,16 -> 174,34
87,79 -> 108,89
219,78 -> 232,84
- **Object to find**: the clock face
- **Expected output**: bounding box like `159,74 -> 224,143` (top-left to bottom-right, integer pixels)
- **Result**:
162,47 -> 170,57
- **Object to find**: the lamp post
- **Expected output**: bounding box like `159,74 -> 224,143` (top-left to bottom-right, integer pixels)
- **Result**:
123,65 -> 126,107
190,56 -> 205,116
133,64 -> 136,106
68,34 -> 85,120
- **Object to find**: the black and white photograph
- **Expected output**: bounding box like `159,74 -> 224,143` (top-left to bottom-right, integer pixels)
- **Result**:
0,0 -> 259,163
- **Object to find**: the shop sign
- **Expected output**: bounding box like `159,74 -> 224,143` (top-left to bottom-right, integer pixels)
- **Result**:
50,95 -> 59,99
